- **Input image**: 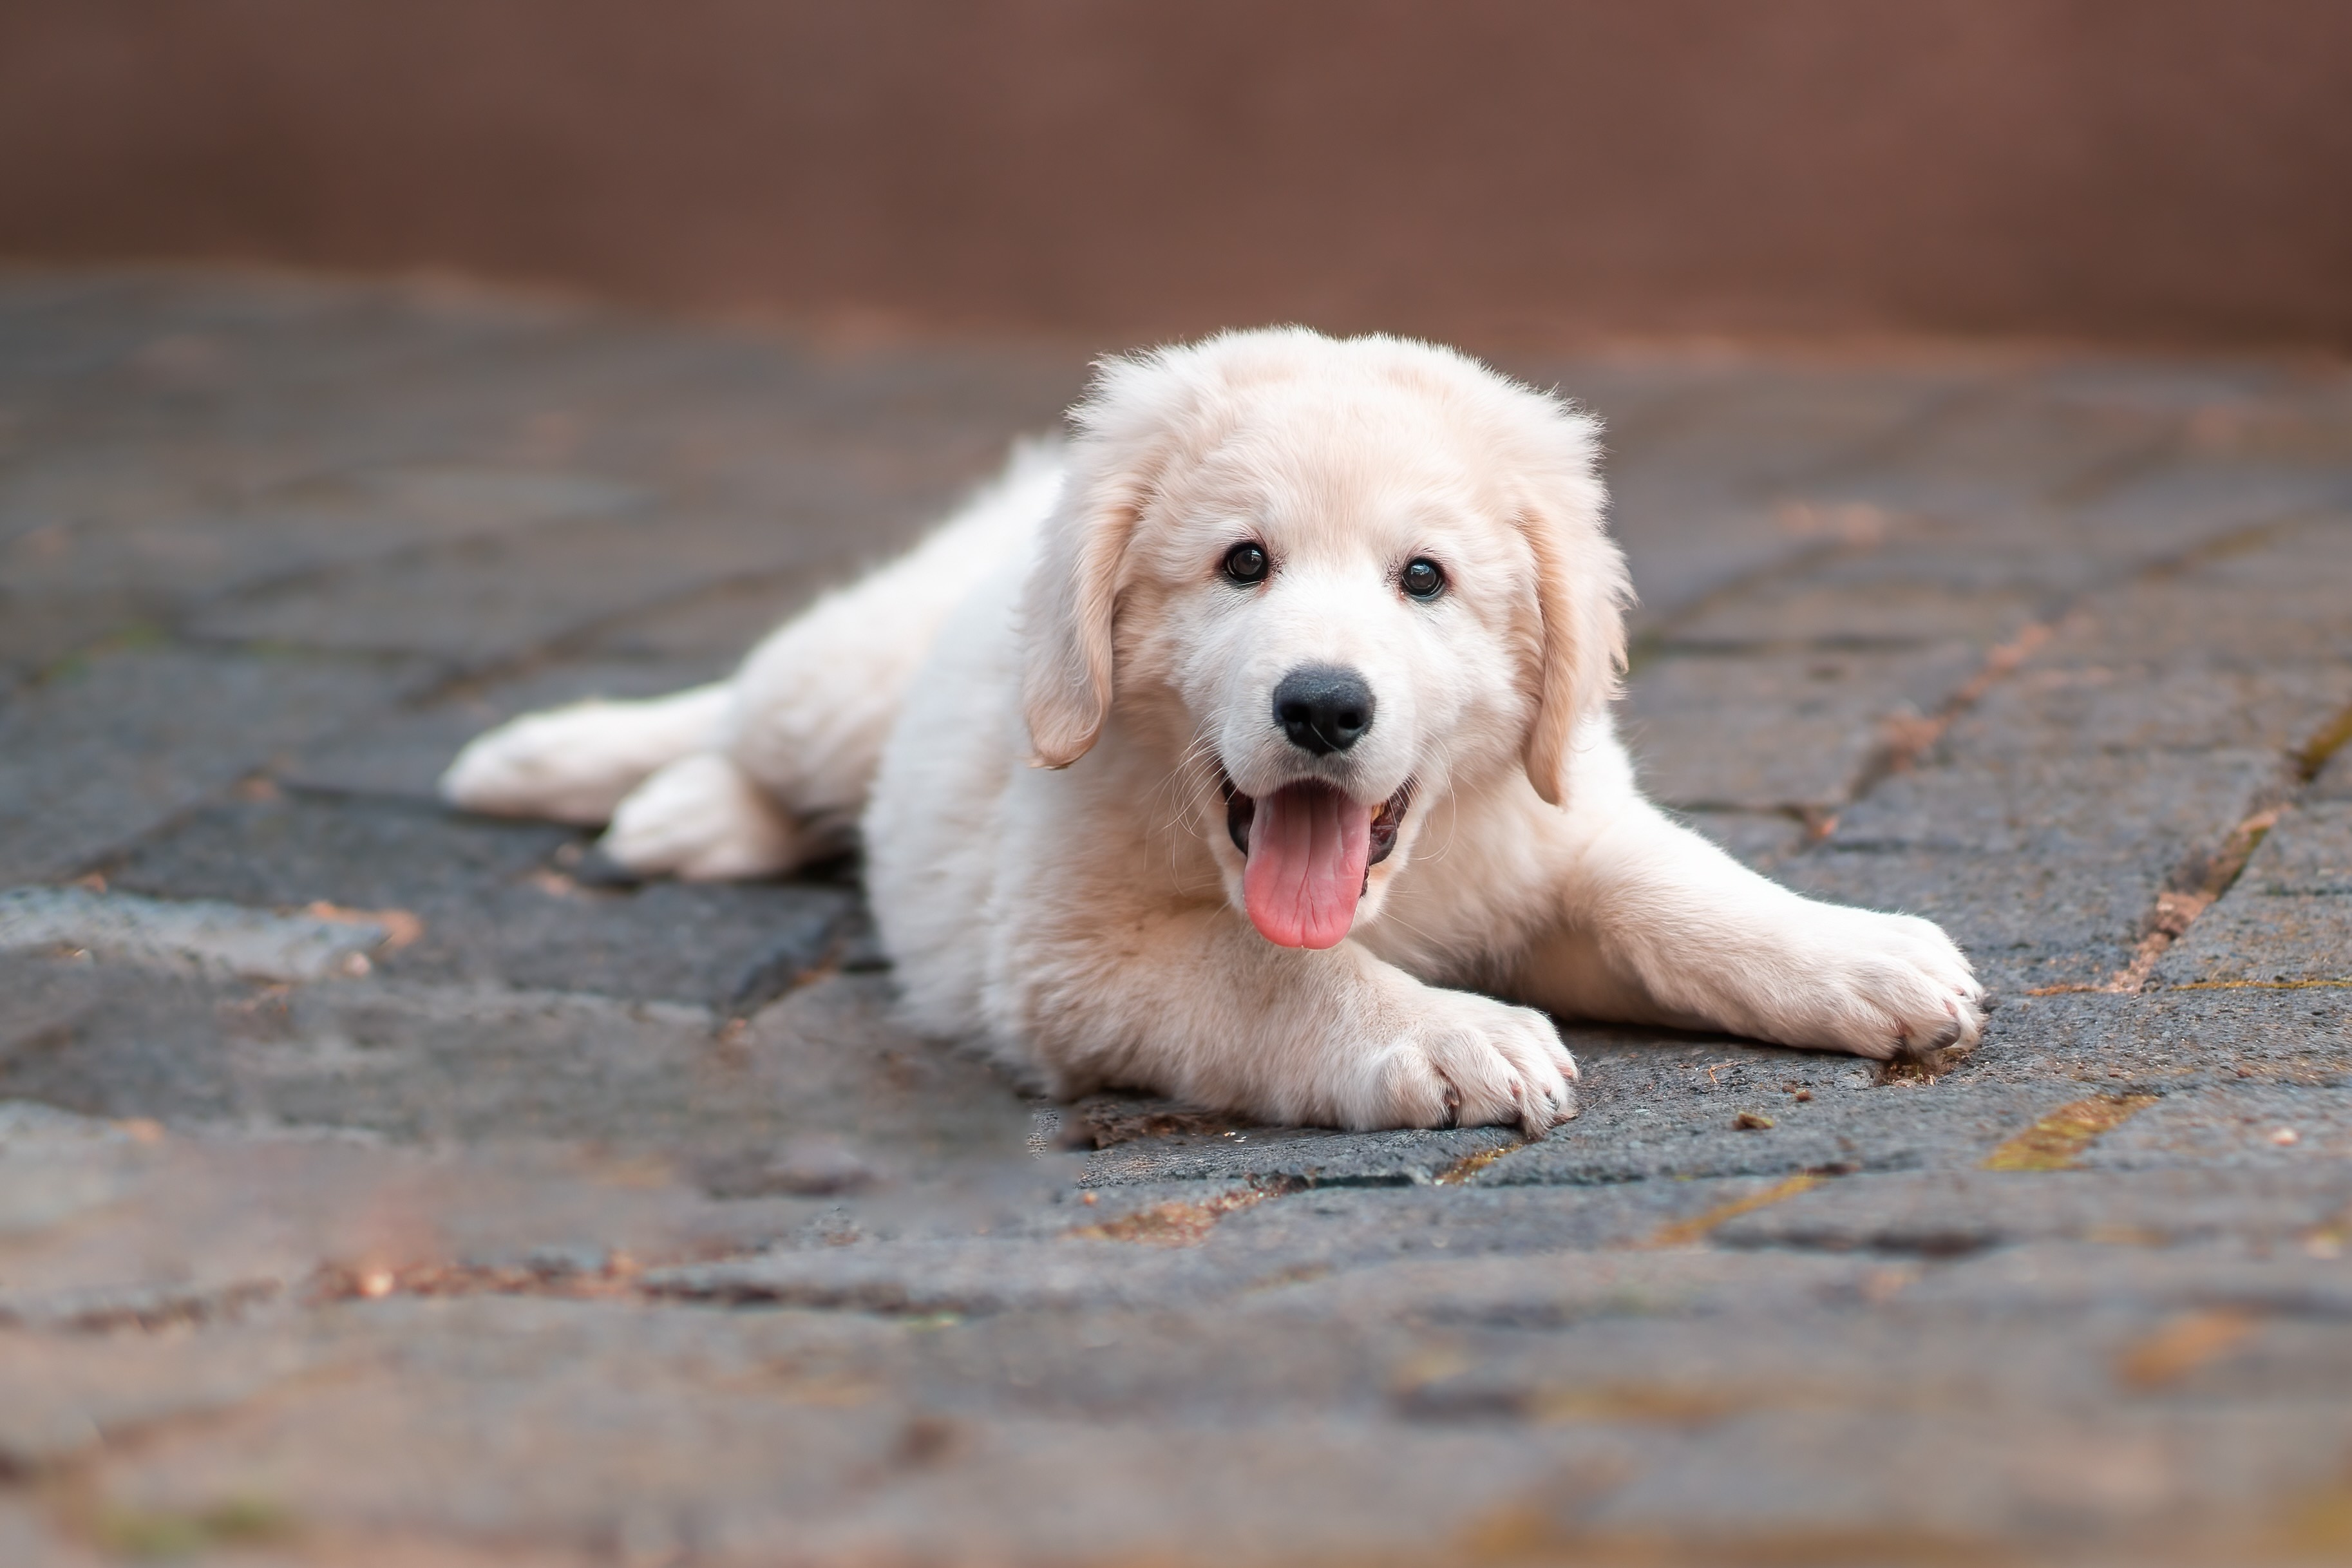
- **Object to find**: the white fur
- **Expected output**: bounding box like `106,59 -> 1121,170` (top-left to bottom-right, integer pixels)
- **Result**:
441,683 -> 731,826
443,330 -> 1982,1133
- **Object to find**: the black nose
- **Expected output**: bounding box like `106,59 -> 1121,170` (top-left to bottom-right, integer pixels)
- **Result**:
1273,665 -> 1376,754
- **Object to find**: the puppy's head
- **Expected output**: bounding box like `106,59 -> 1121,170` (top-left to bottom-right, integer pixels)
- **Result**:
1022,328 -> 1629,950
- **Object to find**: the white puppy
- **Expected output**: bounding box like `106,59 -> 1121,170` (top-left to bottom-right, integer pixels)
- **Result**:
444,329 -> 1982,1136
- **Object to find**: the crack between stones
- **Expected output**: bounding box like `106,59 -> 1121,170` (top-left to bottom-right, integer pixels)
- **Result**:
2293,697 -> 2352,784
410,531 -> 895,713
2044,424 -> 2185,507
2087,805 -> 2284,996
1759,375 -> 2016,497
166,489 -> 666,666
1623,536 -> 1855,677
0,1278 -> 287,1336
1063,1176 -> 1303,1247
1981,1094 -> 2158,1171
1816,506 -> 2336,845
1637,1171 -> 1827,1249
1653,514 -> 2334,855
2032,691 -> 2352,997
307,1253 -> 655,1306
1431,1138 -> 1526,1185
1830,619 -> 2058,833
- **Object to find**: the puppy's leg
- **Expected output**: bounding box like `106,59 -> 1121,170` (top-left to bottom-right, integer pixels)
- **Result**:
444,443 -> 1059,877
440,683 -> 730,825
599,751 -> 803,880
584,543 -> 987,878
1512,791 -> 1984,1063
1010,909 -> 1577,1137
726,444 -> 1063,826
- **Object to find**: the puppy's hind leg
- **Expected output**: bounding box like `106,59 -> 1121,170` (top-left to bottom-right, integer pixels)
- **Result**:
728,441 -> 1063,828
440,683 -> 730,825
600,751 -> 804,880
446,440 -> 1061,881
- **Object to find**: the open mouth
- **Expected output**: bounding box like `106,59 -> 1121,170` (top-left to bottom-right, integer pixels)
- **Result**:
1220,773 -> 1414,950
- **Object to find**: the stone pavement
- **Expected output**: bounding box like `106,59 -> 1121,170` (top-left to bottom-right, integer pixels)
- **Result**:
1,269 -> 2349,1567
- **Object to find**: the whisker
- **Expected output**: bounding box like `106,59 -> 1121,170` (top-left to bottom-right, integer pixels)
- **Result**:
1145,727 -> 1225,869
1410,741 -> 1463,867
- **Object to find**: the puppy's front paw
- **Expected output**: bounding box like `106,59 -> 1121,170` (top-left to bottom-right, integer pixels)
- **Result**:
1783,907 -> 1984,1064
601,753 -> 802,881
1367,988 -> 1578,1139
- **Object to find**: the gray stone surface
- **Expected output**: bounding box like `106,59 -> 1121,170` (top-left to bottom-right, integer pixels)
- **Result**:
1975,987 -> 2352,1090
2158,798 -> 2352,985
1709,1165 -> 2352,1253
0,647 -> 431,885
1486,1033 -> 2075,1185
104,793 -> 860,1008
1622,641 -> 1980,812
0,884 -> 388,982
3,270 -> 2352,1564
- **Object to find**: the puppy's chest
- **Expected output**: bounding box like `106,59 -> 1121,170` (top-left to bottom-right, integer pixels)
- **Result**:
1360,862 -> 1542,985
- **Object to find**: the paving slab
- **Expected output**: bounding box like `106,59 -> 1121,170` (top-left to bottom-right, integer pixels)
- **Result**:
3,463 -> 646,626
1492,1038 -> 2071,1184
2078,1084 -> 2352,1167
1659,569 -> 2052,649
1621,641 -> 1980,811
1975,988 -> 2352,1091
1709,1165 -> 2352,1254
1075,1117 -> 1519,1189
184,508 -> 808,672
0,955 -> 1024,1171
1801,377 -> 2186,517
0,647 -> 430,885
2157,798 -> 2352,985
104,793 -> 857,1007
0,884 -> 388,982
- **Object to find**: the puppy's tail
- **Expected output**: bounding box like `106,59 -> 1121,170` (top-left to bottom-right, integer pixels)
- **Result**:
440,682 -> 732,826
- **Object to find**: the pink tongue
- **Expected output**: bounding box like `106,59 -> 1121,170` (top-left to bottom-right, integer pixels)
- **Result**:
1242,782 -> 1373,950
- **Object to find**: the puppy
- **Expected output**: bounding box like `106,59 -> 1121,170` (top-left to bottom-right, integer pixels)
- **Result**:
445,329 -> 1982,1135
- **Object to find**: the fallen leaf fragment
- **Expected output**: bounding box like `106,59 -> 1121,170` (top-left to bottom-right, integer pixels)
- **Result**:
2116,1309 -> 2256,1388
302,900 -> 425,950
1982,1095 -> 2156,1171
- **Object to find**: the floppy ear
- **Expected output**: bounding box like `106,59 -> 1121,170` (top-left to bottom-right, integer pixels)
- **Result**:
1018,458 -> 1143,768
1516,404 -> 1633,808
1021,346 -> 1207,767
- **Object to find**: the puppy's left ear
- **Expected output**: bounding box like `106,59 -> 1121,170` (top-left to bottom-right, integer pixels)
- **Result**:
1516,402 -> 1633,807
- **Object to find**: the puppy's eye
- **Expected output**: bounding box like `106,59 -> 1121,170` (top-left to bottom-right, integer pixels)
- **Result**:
1400,557 -> 1446,600
1222,542 -> 1270,585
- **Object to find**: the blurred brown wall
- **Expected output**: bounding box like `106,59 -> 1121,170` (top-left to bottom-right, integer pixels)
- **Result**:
4,1 -> 2349,347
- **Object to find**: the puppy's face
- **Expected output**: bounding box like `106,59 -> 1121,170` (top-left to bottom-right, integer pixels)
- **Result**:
1119,386 -> 1543,946
1023,331 -> 1627,952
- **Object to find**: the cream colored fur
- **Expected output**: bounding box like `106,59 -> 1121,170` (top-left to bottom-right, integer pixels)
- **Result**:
444,330 -> 1982,1135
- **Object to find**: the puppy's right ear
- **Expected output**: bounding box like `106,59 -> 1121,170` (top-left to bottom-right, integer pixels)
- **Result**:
1021,346 -> 1205,768
1020,453 -> 1144,769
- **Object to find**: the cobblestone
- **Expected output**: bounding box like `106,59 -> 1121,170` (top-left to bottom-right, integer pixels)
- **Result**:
2,272 -> 2350,1563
